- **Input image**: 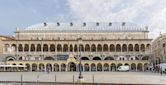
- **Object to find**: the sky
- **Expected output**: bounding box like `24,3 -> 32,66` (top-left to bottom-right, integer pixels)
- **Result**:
0,0 -> 166,38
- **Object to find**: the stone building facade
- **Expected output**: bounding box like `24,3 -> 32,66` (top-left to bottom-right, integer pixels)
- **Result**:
0,22 -> 152,72
152,34 -> 166,64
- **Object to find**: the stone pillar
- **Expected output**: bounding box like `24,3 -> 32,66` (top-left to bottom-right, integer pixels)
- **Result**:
48,44 -> 50,53
115,44 -> 116,52
68,44 -> 70,52
41,43 -> 43,54
96,65 -> 97,72
35,44 -> 37,52
89,65 -> 91,72
62,45 -> 64,53
65,66 -> 67,72
37,64 -> 39,72
59,65 -> 61,72
102,65 -> 104,72
52,64 -> 54,72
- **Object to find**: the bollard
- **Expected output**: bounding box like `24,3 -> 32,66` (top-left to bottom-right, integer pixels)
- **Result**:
55,75 -> 56,85
37,75 -> 39,85
92,74 -> 94,85
73,75 -> 74,85
21,74 -> 22,85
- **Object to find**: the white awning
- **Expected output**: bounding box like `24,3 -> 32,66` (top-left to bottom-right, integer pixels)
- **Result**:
0,65 -> 26,67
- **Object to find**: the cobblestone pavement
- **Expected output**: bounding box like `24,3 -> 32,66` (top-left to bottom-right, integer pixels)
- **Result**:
0,72 -> 166,84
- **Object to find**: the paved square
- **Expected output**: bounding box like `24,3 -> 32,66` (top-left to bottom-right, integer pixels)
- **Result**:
0,72 -> 166,84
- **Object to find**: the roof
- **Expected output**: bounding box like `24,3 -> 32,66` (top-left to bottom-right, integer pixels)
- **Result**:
0,35 -> 15,40
22,22 -> 148,32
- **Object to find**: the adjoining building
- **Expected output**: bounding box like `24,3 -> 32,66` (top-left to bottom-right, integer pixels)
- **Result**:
152,34 -> 166,65
0,22 -> 152,72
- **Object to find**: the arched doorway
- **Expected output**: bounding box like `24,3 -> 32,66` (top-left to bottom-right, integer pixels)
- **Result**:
32,63 -> 37,72
137,63 -> 143,71
61,63 -> 66,71
54,64 -> 59,72
39,63 -> 45,72
103,63 -> 109,71
25,63 -> 30,71
91,63 -> 96,71
84,63 -> 89,71
131,63 -> 136,71
46,63 -> 52,72
68,62 -> 76,71
144,63 -> 148,71
110,63 -> 116,71
97,63 -> 102,71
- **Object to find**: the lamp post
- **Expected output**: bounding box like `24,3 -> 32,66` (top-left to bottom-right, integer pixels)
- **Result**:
77,37 -> 84,82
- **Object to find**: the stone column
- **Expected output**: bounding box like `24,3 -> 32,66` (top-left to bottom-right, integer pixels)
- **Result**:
89,65 -> 91,72
59,65 -> 61,72
22,44 -> 24,53
48,44 -> 50,53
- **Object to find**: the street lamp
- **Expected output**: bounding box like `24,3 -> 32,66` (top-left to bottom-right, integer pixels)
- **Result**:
77,37 -> 84,82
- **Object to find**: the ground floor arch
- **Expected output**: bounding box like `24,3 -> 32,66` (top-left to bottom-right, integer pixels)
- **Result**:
68,62 -> 76,71
144,63 -> 148,71
131,63 -> 136,71
46,63 -> 52,72
137,63 -> 143,71
39,63 -> 45,71
91,63 -> 96,71
32,63 -> 37,71
103,63 -> 109,71
110,63 -> 116,71
97,63 -> 102,71
61,63 -> 66,71
54,63 -> 59,72
84,63 -> 89,71
2,61 -> 149,72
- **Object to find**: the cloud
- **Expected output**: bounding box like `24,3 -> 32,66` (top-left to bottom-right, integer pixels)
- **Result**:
69,0 -> 156,22
148,7 -> 166,38
68,0 -> 166,38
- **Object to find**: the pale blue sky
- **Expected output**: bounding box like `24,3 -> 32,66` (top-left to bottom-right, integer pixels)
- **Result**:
0,0 -> 166,38
0,0 -> 77,35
